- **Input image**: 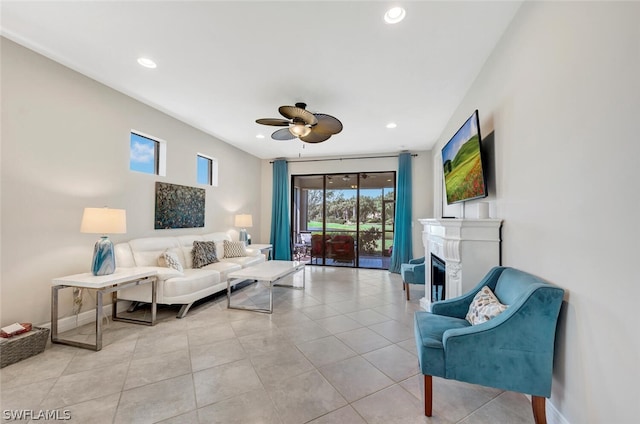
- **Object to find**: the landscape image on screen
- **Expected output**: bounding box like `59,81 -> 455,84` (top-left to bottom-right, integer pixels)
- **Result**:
441,113 -> 486,204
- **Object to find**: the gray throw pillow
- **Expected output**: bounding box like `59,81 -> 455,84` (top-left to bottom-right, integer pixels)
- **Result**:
192,241 -> 219,268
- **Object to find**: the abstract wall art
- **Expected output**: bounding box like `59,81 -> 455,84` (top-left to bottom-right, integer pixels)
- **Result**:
155,182 -> 205,229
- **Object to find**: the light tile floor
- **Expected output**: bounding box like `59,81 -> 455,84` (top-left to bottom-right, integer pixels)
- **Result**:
0,267 -> 535,424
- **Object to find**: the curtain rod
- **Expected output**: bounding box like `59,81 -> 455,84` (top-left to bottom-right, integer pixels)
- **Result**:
270,153 -> 418,164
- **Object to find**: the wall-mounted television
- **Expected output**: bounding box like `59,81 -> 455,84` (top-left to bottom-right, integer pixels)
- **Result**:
441,110 -> 488,204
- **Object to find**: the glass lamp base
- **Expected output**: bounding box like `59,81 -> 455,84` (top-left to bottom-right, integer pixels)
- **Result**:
92,236 -> 116,276
239,229 -> 248,246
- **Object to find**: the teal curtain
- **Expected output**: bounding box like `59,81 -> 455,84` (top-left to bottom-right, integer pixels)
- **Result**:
389,152 -> 413,273
270,160 -> 292,260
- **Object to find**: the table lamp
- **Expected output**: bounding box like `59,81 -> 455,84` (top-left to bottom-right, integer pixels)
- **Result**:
81,207 -> 127,275
234,214 -> 253,246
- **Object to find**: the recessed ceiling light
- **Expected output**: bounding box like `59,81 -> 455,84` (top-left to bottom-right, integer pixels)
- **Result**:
137,57 -> 157,69
386,122 -> 397,129
384,7 -> 406,24
256,134 -> 265,139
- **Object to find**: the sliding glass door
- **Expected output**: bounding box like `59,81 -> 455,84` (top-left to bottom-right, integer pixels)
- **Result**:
291,172 -> 395,269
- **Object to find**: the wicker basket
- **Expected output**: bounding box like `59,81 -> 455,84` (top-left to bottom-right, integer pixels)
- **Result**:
0,326 -> 49,368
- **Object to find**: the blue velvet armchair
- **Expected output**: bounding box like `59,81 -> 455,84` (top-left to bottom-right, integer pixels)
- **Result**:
400,257 -> 425,300
414,266 -> 564,424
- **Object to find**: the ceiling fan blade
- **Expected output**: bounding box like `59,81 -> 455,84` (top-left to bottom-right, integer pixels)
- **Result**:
279,105 -> 318,126
312,114 -> 343,135
256,118 -> 290,126
300,131 -> 332,143
271,128 -> 296,141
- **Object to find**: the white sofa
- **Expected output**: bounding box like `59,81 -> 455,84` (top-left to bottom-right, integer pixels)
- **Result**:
114,232 -> 265,318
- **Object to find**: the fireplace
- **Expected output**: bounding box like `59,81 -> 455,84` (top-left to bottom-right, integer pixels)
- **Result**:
418,218 -> 502,311
431,254 -> 445,302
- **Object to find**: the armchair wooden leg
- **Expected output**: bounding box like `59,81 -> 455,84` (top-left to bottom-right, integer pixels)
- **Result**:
532,396 -> 547,424
405,283 -> 410,300
424,375 -> 432,416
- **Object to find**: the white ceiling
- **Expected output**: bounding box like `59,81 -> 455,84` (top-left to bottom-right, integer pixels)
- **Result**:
1,1 -> 522,160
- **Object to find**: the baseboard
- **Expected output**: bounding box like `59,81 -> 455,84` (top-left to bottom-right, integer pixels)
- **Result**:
547,398 -> 570,424
523,395 -> 570,424
39,302 -> 131,333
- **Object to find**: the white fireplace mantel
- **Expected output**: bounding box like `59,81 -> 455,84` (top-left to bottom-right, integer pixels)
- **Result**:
418,218 -> 503,311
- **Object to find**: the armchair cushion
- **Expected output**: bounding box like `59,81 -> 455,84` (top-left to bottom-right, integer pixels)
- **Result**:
465,286 -> 508,325
414,312 -> 470,378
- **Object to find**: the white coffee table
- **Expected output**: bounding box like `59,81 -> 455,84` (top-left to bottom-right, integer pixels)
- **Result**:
226,260 -> 305,314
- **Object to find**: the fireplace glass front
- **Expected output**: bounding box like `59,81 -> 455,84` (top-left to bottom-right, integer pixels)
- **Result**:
431,254 -> 446,302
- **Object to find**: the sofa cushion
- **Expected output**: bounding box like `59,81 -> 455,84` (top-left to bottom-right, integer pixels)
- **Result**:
162,269 -> 221,298
153,266 -> 185,279
223,240 -> 247,258
128,237 -> 181,266
465,286 -> 508,325
201,261 -> 242,282
158,249 -> 184,272
181,247 -> 194,269
192,241 -> 219,269
221,255 -> 265,268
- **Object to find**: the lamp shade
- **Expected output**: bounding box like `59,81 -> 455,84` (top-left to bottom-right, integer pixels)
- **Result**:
81,208 -> 127,234
234,214 -> 253,228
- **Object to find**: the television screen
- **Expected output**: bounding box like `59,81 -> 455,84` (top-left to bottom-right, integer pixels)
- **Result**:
441,110 -> 487,204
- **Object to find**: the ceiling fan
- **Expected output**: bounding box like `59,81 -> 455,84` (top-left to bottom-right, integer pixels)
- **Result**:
256,102 -> 343,143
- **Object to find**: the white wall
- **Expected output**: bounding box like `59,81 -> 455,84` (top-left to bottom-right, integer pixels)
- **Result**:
0,38 -> 263,326
431,2 -> 639,423
259,153 -> 433,259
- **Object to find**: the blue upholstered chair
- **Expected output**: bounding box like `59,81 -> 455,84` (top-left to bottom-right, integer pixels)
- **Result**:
400,257 -> 425,300
414,266 -> 564,424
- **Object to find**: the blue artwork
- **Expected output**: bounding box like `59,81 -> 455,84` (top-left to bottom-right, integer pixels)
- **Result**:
155,182 -> 205,229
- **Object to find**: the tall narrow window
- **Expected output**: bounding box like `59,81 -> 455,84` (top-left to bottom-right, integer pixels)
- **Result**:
197,154 -> 218,186
130,131 -> 166,176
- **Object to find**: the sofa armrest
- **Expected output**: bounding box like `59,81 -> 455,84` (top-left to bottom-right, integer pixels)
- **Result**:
431,266 -> 506,318
243,248 -> 262,257
409,257 -> 425,265
401,262 -> 426,285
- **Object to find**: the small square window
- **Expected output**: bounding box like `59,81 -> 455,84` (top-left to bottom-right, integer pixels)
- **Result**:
197,154 -> 218,186
130,131 -> 165,175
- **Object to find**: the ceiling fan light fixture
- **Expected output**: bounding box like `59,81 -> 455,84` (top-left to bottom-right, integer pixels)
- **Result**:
289,123 -> 311,138
384,7 -> 406,24
256,102 -> 341,143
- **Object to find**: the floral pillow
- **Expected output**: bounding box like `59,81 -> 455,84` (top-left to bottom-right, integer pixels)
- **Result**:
223,240 -> 247,258
192,241 -> 219,268
465,286 -> 508,325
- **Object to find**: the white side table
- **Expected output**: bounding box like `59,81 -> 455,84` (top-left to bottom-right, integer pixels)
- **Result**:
250,243 -> 273,260
51,267 -> 157,351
